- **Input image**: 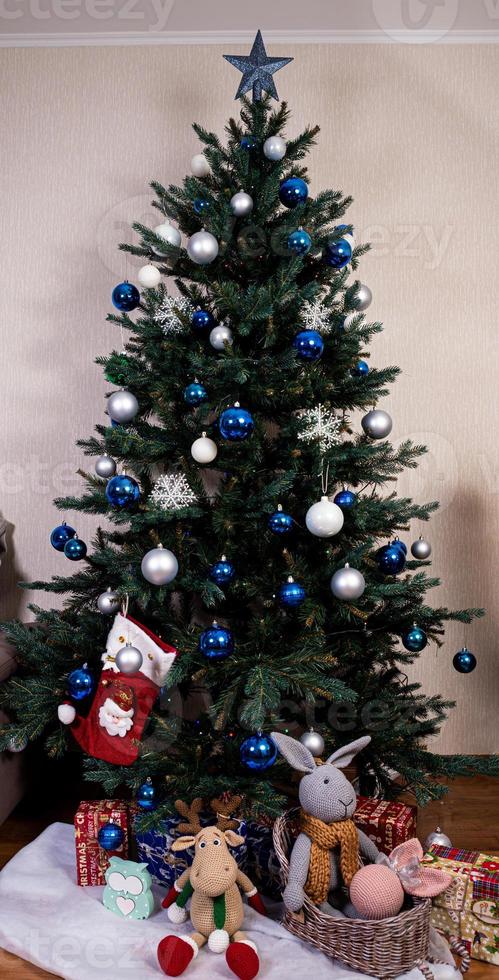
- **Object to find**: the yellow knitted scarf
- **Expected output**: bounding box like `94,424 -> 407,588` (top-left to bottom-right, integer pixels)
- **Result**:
300,811 -> 359,904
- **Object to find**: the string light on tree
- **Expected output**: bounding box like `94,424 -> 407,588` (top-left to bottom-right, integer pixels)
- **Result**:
297,404 -> 341,454
155,295 -> 194,336
150,473 -> 197,512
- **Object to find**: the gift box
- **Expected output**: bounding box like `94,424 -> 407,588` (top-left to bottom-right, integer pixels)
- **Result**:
74,800 -> 134,886
353,796 -> 417,855
424,844 -> 499,966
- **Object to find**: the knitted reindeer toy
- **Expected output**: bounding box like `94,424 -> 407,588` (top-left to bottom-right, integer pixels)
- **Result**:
158,803 -> 266,980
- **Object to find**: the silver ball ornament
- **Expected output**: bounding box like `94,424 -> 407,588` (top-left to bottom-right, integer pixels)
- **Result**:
107,389 -> 139,424
300,729 -> 325,757
95,454 -> 117,479
137,263 -> 161,289
191,433 -> 218,464
187,229 -> 219,265
209,324 -> 233,350
191,153 -> 210,178
115,642 -> 143,674
97,587 -> 120,615
330,563 -> 366,600
411,536 -> 432,560
305,496 -> 344,538
263,136 -> 286,161
230,190 -> 254,218
361,409 -> 392,440
7,734 -> 28,753
424,827 -> 452,851
351,283 -> 373,311
153,221 -> 181,255
141,544 -> 179,586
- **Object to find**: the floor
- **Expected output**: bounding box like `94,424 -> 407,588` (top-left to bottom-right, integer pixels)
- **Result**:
0,770 -> 498,978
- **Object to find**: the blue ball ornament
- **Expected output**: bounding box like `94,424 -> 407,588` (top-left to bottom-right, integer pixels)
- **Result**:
209,558 -> 236,586
184,381 -> 207,406
136,779 -> 156,811
240,733 -> 277,771
194,198 -> 210,216
351,360 -> 369,377
279,578 -> 306,608
376,543 -> 406,575
279,177 -> 308,209
287,228 -> 312,256
67,665 -> 94,701
401,625 -> 428,652
112,281 -> 140,312
453,647 -> 477,673
334,489 -> 357,509
192,309 -> 215,331
105,474 -> 141,509
391,538 -> 408,555
199,624 -> 234,661
50,522 -> 76,552
240,135 -> 257,151
98,822 -> 125,851
293,330 -> 324,361
64,537 -> 87,561
323,237 -> 352,270
268,509 -> 293,534
219,405 -> 254,441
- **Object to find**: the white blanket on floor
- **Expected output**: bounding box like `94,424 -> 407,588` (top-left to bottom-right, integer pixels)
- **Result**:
0,823 -> 459,980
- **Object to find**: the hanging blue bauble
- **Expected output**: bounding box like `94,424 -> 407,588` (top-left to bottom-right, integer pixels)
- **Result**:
112,281 -> 140,312
293,330 -> 324,361
219,405 -> 254,441
351,360 -> 369,377
50,522 -> 76,552
391,538 -> 408,555
287,228 -> 312,256
240,733 -> 277,771
334,489 -> 357,509
64,537 -> 87,561
199,624 -> 234,660
193,198 -> 210,216
183,381 -> 208,406
453,647 -> 477,673
191,309 -> 215,331
209,557 -> 236,586
67,665 -> 94,701
105,474 -> 141,509
279,177 -> 308,209
136,779 -> 156,811
279,577 -> 306,608
401,625 -> 428,652
376,543 -> 406,575
98,822 -> 125,851
268,509 -> 294,534
240,135 -> 257,151
323,237 -> 352,269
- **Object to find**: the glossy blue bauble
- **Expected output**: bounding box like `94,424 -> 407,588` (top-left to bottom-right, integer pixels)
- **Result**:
50,522 -> 76,552
402,625 -> 428,652
199,625 -> 234,660
392,539 -> 408,555
268,510 -> 294,534
219,406 -> 254,441
376,543 -> 406,575
67,666 -> 94,701
287,228 -> 312,256
112,281 -> 140,312
105,474 -> 141,509
453,648 -> 477,673
279,177 -> 308,209
240,135 -> 257,151
323,237 -> 352,269
351,360 -> 369,377
240,733 -> 277,771
98,823 -> 125,851
136,781 -> 156,811
293,330 -> 324,361
194,198 -> 210,216
279,580 -> 306,607
64,537 -> 87,561
334,489 -> 357,509
209,559 -> 236,586
183,382 -> 208,406
192,309 -> 215,331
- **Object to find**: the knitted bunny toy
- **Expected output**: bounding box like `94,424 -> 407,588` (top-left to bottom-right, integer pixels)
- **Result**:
272,732 -> 383,913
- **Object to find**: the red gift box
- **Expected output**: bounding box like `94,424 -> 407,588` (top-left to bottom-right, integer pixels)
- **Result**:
74,800 -> 134,886
353,796 -> 417,855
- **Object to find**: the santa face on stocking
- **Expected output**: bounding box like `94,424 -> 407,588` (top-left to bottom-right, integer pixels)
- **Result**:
58,613 -> 177,766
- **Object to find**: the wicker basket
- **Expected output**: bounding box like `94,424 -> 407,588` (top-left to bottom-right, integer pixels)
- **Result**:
273,809 -> 470,979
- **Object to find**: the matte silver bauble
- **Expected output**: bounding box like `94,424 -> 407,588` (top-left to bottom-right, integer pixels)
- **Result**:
95,454 -> 117,479
97,587 -> 120,615
411,536 -> 432,560
230,190 -> 254,217
187,229 -> 219,265
424,827 -> 452,851
351,283 -> 373,311
107,389 -> 139,424
141,543 -> 179,586
115,642 -> 143,674
305,496 -> 344,538
300,729 -> 325,757
263,135 -> 286,161
209,324 -> 233,350
361,409 -> 392,439
153,220 -> 181,255
330,563 -> 366,600
191,153 -> 210,177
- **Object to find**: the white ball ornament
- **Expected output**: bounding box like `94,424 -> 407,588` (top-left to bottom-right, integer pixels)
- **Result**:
330,564 -> 366,600
230,190 -> 254,217
137,264 -> 161,289
263,135 -> 286,161
305,496 -> 344,538
209,324 -> 233,351
187,229 -> 219,265
107,389 -> 139,424
191,432 -> 218,464
191,153 -> 210,178
153,220 -> 181,255
58,704 -> 76,725
141,543 -> 179,586
343,313 -> 358,331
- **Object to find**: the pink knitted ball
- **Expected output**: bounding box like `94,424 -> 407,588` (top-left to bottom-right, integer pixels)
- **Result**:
350,865 -> 405,920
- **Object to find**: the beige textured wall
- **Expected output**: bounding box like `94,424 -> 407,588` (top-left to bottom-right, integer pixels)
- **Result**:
0,43 -> 497,753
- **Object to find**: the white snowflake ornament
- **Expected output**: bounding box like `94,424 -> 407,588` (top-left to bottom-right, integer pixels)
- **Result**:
155,295 -> 194,336
150,473 -> 197,511
301,299 -> 334,335
297,405 -> 342,454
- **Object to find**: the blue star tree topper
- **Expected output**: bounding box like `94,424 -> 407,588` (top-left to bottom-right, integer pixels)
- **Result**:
224,29 -> 293,102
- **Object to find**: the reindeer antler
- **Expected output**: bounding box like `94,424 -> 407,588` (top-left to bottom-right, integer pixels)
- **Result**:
175,798 -> 203,834
210,792 -> 243,831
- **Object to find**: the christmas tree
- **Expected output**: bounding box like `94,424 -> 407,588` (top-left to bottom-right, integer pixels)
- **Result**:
1,36 -> 497,818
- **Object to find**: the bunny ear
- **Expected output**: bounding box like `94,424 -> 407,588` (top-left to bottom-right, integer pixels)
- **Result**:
326,735 -> 371,769
405,868 -> 452,898
389,838 -> 424,867
271,732 -> 316,773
